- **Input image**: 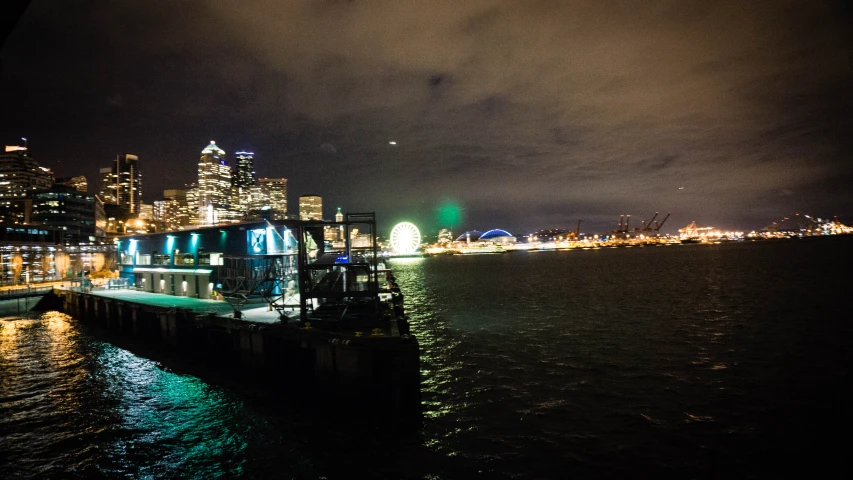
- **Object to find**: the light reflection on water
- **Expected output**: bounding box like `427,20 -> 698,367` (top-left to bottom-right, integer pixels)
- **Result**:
0,311 -> 294,478
1,239 -> 851,478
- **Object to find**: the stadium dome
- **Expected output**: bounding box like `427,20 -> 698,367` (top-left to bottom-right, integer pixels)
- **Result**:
479,229 -> 516,244
479,229 -> 514,240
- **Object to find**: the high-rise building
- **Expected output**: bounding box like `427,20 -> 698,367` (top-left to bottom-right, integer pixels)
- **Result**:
299,194 -> 322,221
184,183 -> 199,226
197,141 -> 232,225
29,184 -> 97,243
139,203 -> 154,220
98,154 -> 141,214
233,150 -> 257,208
0,145 -> 54,198
98,167 -> 116,204
154,189 -> 190,231
116,154 -> 141,214
257,178 -> 288,218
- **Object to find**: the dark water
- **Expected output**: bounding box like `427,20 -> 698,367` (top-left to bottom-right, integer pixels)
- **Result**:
2,238 -> 851,478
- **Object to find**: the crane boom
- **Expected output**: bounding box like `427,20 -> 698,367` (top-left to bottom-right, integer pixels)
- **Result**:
656,212 -> 671,231
645,212 -> 659,230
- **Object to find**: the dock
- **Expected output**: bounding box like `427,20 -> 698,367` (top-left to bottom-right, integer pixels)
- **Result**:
42,286 -> 421,426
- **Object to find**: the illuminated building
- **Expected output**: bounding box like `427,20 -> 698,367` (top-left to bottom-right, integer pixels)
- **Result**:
117,154 -> 142,214
197,141 -> 232,225
98,154 -> 142,214
251,178 -> 288,220
0,144 -> 54,198
98,167 -> 116,204
299,194 -> 322,221
233,151 -> 257,210
332,207 -> 345,242
139,203 -> 154,220
153,189 -> 190,232
115,221 -> 299,299
0,197 -> 31,225
28,184 -> 97,243
184,183 -> 198,225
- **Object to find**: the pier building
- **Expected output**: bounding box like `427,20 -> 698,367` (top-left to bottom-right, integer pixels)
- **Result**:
116,220 -> 297,300
116,213 -> 393,325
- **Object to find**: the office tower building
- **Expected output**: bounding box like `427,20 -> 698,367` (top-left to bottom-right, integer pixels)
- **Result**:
233,150 -> 257,208
98,167 -> 116,204
139,203 -> 154,220
29,184 -> 96,243
154,189 -> 190,231
299,194 -> 322,221
184,183 -> 199,225
257,177 -> 287,218
197,141 -> 232,225
98,154 -> 141,213
0,144 -> 54,198
116,154 -> 141,214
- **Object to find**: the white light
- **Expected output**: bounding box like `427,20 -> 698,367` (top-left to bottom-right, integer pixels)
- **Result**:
390,222 -> 421,254
389,141 -> 397,145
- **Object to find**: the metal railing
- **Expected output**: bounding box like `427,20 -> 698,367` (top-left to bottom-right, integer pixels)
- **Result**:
0,285 -> 55,299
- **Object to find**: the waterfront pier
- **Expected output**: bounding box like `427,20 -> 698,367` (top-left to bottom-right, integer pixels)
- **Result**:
33,215 -> 421,426
41,287 -> 421,426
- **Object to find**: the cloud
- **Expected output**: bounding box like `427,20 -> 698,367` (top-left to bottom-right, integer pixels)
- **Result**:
1,0 -> 851,232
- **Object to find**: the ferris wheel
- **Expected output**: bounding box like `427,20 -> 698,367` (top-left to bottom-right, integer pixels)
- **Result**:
390,222 -> 421,254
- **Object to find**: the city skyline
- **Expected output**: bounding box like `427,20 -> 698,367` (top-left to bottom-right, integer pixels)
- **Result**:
1,1 -> 851,234
2,136 -> 851,238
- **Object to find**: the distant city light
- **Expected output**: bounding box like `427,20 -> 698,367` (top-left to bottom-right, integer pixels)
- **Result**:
389,141 -> 397,145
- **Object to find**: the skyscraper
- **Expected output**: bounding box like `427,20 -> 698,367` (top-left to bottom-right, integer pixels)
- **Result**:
0,144 -> 54,198
197,141 -> 232,225
29,185 -> 97,242
116,154 -> 141,214
0,144 -> 53,225
184,183 -> 199,226
299,194 -> 322,221
98,154 -> 141,214
233,150 -> 257,203
98,167 -> 116,204
258,178 -> 288,219
154,189 -> 189,232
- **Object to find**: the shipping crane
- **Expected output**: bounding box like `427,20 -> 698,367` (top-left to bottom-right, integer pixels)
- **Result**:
655,212 -> 670,232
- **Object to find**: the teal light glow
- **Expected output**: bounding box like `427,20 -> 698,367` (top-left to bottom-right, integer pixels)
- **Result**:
249,229 -> 265,253
166,235 -> 175,252
128,239 -> 138,255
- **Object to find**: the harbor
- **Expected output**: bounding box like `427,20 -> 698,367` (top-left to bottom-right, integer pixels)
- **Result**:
30,214 -> 422,428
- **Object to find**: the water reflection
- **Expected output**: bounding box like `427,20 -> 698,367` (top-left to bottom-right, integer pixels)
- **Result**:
0,312 -> 276,478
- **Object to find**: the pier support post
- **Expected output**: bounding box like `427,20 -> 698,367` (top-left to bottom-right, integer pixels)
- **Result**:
159,310 -> 178,347
131,306 -> 140,338
93,297 -> 101,324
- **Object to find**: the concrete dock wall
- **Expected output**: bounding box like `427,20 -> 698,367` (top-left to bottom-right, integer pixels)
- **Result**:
44,289 -> 421,425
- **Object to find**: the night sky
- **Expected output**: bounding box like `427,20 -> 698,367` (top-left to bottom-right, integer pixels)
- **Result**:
1,1 -> 851,235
